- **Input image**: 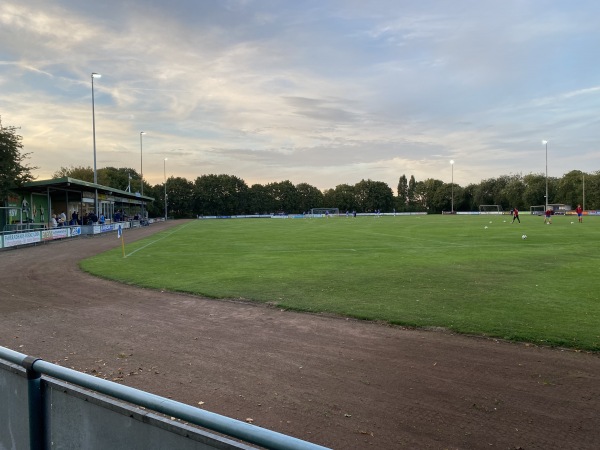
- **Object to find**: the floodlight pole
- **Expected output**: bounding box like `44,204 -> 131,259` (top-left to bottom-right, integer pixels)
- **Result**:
164,158 -> 168,221
140,131 -> 146,220
450,160 -> 455,213
542,140 -> 548,211
140,132 -> 146,196
582,173 -> 585,212
91,72 -> 101,214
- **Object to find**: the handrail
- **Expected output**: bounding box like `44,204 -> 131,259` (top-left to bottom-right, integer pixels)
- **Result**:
0,346 -> 329,450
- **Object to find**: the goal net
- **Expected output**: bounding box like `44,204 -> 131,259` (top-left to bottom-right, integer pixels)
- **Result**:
530,205 -> 545,216
478,205 -> 501,214
309,208 -> 339,217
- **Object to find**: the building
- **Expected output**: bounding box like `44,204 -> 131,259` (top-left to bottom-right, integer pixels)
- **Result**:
1,177 -> 154,231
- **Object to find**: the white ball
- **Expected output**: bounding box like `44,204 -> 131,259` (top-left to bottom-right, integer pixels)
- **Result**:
522,234 -> 527,240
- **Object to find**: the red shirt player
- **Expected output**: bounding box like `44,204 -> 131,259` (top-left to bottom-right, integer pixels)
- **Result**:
576,204 -> 583,223
511,208 -> 520,223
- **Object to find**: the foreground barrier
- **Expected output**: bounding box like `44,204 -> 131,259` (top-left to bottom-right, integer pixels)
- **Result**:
0,346 -> 329,450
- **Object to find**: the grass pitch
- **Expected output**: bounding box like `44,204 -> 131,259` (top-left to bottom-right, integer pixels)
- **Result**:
81,214 -> 600,351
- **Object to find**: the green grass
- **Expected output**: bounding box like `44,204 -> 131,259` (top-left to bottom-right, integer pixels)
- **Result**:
80,214 -> 600,351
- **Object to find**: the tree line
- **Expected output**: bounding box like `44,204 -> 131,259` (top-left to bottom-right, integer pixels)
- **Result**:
2,122 -> 597,218
52,166 -> 599,218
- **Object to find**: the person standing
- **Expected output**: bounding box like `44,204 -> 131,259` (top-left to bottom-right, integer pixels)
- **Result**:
544,208 -> 553,224
512,207 -> 520,223
576,204 -> 583,223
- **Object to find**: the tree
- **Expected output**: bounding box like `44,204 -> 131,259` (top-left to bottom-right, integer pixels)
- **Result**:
324,184 -> 356,212
472,177 -> 499,207
246,184 -> 269,214
52,165 -> 94,182
412,178 -> 444,212
500,175 -> 526,209
166,176 -> 194,218
264,180 -> 299,213
451,184 -> 467,212
396,174 -> 408,211
144,184 -> 161,217
52,165 -> 144,193
462,184 -> 478,211
0,121 -> 36,201
407,175 -> 418,211
99,167 -> 140,192
296,182 -> 323,213
556,170 -> 585,208
354,179 -> 394,212
584,172 -> 600,209
522,174 -> 547,208
194,174 -> 248,215
435,183 -> 454,213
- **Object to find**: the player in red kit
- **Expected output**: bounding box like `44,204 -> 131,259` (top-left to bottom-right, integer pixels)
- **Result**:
511,207 -> 520,223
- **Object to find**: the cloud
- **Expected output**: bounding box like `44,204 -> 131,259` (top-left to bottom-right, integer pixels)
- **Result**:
1,0 -> 599,190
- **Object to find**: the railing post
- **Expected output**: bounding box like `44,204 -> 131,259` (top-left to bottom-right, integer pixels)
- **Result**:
22,356 -> 44,450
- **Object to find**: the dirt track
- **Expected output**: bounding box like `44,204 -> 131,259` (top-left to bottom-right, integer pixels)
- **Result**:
1,220 -> 599,449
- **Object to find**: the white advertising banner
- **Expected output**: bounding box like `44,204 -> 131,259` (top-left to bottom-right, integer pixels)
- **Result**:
3,231 -> 41,248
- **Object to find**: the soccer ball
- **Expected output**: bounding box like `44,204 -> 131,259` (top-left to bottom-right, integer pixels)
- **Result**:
522,234 -> 527,240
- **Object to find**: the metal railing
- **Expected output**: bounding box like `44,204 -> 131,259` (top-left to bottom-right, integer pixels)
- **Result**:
0,346 -> 329,450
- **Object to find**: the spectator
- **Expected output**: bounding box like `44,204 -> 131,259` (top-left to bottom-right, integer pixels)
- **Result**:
50,214 -> 58,228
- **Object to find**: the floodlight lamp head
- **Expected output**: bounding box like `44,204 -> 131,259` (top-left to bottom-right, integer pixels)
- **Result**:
450,160 -> 454,165
92,73 -> 101,79
542,140 -> 548,145
140,131 -> 146,135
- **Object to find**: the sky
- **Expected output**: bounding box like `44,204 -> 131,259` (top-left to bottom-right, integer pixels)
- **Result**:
1,1 -> 599,191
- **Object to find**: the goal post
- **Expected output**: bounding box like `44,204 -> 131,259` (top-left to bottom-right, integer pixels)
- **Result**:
478,205 -> 501,215
309,208 -> 339,217
530,205 -> 545,216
